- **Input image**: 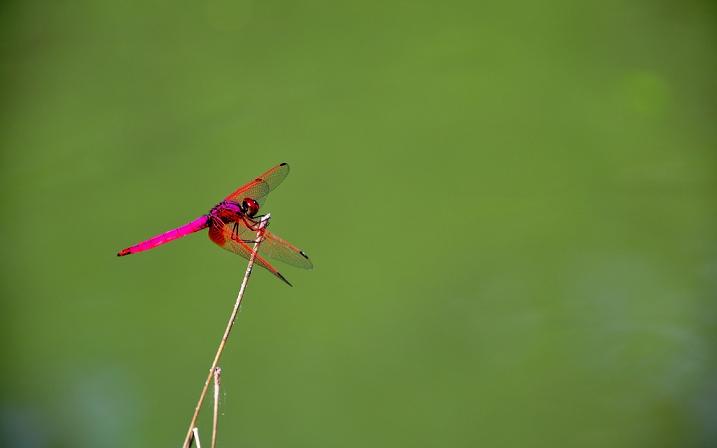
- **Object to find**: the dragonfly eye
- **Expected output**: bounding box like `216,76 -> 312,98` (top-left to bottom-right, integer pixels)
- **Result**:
242,198 -> 260,217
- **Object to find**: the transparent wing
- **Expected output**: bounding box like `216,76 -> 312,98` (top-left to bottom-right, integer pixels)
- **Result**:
208,217 -> 293,286
231,222 -> 313,269
261,230 -> 313,269
224,163 -> 290,206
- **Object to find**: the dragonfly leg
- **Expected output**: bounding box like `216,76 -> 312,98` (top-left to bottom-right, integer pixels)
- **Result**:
228,217 -> 265,242
231,221 -> 240,239
242,215 -> 265,232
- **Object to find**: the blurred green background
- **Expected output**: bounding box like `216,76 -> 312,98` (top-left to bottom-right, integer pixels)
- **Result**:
1,0 -> 716,447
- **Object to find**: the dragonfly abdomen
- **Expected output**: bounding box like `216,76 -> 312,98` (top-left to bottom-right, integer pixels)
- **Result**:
117,215 -> 210,256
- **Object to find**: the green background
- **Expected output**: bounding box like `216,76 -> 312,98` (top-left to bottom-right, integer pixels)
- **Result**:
1,1 -> 715,447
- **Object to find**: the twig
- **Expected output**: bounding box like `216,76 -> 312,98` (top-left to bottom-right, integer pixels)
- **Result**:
182,214 -> 271,448
211,367 -> 221,448
192,428 -> 202,448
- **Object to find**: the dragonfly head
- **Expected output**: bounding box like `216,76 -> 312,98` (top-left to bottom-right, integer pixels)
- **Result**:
242,198 -> 260,217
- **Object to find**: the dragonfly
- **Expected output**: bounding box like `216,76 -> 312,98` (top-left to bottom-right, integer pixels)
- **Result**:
117,163 -> 312,286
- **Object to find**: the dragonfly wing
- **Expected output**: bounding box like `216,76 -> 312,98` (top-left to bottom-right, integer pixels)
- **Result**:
225,163 -> 290,206
230,222 -> 313,269
208,218 -> 293,286
261,230 -> 313,269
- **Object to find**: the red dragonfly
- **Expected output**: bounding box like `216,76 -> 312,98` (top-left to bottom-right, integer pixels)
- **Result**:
117,163 -> 312,286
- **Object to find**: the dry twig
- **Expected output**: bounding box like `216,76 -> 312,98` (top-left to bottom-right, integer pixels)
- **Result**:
182,214 -> 271,448
211,367 -> 222,448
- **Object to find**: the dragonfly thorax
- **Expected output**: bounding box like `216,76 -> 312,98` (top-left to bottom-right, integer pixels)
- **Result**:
210,198 -> 260,222
211,201 -> 243,220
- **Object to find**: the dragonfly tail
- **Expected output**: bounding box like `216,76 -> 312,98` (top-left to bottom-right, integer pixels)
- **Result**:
117,215 -> 209,256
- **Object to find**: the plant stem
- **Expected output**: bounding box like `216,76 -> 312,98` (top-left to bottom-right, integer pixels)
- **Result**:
192,428 -> 202,448
211,367 -> 221,448
182,214 -> 271,448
